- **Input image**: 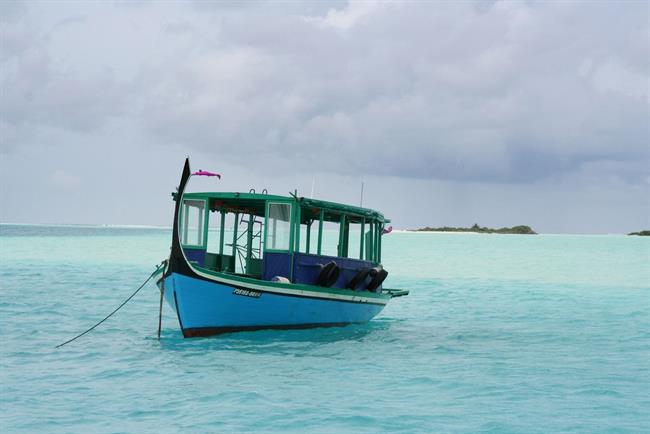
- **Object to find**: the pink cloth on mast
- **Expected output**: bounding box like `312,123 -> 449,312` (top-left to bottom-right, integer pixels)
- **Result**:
383,226 -> 393,235
192,170 -> 221,179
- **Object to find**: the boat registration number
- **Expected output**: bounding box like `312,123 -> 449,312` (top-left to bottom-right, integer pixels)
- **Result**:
232,288 -> 262,298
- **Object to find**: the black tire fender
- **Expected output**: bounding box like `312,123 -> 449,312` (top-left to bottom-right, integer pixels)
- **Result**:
316,261 -> 340,287
366,268 -> 388,292
347,267 -> 372,290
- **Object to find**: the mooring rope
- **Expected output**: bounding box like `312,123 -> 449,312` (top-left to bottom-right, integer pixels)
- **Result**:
55,263 -> 165,349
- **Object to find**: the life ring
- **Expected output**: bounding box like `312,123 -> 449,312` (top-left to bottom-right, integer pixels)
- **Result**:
316,261 -> 340,287
347,267 -> 371,290
366,268 -> 388,292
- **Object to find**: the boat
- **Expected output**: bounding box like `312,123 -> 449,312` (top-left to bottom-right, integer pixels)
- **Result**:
155,158 -> 408,337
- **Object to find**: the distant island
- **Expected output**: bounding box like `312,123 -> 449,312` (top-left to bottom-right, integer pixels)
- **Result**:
628,230 -> 650,236
413,223 -> 537,235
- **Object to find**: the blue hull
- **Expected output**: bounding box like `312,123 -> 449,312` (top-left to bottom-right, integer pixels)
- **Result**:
159,272 -> 386,337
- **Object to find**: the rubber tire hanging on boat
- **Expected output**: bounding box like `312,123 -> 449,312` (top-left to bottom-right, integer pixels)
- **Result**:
316,261 -> 340,287
366,268 -> 388,292
347,267 -> 372,290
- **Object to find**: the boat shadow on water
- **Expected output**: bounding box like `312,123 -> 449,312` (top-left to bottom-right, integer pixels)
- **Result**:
152,318 -> 401,353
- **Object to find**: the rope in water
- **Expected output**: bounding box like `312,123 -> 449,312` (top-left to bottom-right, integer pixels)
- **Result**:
55,263 -> 164,349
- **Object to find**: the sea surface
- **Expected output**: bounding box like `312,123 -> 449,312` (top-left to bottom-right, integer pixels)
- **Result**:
1,224 -> 648,433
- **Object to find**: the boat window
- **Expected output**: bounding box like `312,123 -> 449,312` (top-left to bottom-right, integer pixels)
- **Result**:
266,202 -> 292,251
181,199 -> 206,247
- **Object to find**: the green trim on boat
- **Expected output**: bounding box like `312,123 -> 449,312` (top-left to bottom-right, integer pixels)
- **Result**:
193,264 -> 392,301
176,191 -> 389,223
382,288 -> 409,298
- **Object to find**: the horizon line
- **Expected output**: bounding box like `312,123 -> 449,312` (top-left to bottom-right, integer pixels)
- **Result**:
0,222 -> 640,236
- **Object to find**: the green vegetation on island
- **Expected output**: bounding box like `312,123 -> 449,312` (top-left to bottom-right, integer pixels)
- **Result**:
414,223 -> 537,235
628,230 -> 650,236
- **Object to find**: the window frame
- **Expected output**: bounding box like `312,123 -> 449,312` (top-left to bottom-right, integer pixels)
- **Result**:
264,200 -> 294,253
179,198 -> 209,249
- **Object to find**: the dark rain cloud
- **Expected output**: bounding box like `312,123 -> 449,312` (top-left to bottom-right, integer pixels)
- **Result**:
129,1 -> 648,184
0,1 -> 648,193
0,8 -> 127,152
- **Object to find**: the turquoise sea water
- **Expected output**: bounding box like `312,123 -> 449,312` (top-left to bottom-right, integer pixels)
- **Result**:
1,224 -> 649,433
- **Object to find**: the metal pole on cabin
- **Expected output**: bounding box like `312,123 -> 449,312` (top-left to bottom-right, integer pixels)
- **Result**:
317,209 -> 324,255
198,204 -> 204,246
202,204 -> 209,248
289,202 -> 298,283
360,218 -> 365,260
374,222 -> 379,263
342,217 -> 349,258
306,221 -> 311,254
368,221 -> 375,262
294,205 -> 301,253
182,203 -> 189,244
246,214 -> 254,274
232,212 -> 239,272
219,210 -> 225,269
377,223 -> 384,263
337,215 -> 345,257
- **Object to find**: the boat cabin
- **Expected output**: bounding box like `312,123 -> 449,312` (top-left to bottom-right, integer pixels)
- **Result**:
175,191 -> 389,291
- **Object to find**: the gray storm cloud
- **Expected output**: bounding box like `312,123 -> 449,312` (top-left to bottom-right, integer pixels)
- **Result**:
0,0 -> 648,232
2,1 -> 648,182
135,1 -> 648,183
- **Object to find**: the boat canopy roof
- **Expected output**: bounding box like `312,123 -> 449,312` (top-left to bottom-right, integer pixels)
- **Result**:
176,191 -> 389,224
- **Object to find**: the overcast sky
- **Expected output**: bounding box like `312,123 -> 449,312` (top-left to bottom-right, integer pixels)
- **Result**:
1,1 -> 648,233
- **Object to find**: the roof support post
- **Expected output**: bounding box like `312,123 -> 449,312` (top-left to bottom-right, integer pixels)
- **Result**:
368,221 -> 374,263
342,216 -> 349,258
377,223 -> 384,263
337,215 -> 345,257
289,202 -> 299,283
201,202 -> 209,247
306,220 -> 311,254
293,204 -> 301,252
182,203 -> 189,244
360,218 -> 365,260
317,209 -> 324,255
218,210 -> 225,269
232,212 -> 239,271
245,214 -> 254,274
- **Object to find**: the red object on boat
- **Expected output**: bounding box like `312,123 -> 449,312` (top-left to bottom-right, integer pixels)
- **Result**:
383,226 -> 393,235
192,170 -> 221,179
